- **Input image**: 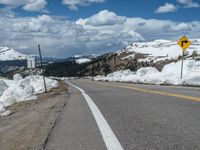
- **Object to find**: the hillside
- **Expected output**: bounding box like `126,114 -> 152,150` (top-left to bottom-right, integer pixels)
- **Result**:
116,39 -> 200,62
93,39 -> 200,86
44,39 -> 200,78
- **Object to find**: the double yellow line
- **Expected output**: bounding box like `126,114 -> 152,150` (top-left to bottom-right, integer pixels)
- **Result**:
83,80 -> 200,102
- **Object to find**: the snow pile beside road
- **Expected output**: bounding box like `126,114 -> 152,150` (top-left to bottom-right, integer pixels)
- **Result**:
95,60 -> 200,86
0,74 -> 59,116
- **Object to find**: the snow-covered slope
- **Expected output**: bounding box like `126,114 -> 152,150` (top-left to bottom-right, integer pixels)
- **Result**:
74,54 -> 99,64
95,39 -> 200,86
0,47 -> 26,61
76,58 -> 91,64
117,39 -> 200,62
95,59 -> 200,86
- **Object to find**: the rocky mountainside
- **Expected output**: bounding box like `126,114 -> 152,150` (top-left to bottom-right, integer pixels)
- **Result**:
45,39 -> 200,77
110,39 -> 200,71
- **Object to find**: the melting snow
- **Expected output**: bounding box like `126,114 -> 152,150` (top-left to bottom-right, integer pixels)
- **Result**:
95,59 -> 200,86
0,74 -> 59,116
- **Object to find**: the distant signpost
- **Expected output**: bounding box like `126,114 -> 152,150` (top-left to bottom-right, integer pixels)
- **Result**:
27,57 -> 36,69
27,56 -> 36,77
178,36 -> 191,79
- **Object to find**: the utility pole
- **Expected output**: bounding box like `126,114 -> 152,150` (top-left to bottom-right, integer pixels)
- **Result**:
38,44 -> 47,93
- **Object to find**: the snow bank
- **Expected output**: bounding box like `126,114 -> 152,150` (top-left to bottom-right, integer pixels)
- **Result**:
95,60 -> 200,86
0,74 -> 59,116
0,80 -> 8,96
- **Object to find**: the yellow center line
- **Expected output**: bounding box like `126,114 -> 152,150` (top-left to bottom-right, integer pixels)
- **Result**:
81,80 -> 200,102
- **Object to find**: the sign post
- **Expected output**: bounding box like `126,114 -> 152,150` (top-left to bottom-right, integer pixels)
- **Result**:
178,36 -> 191,79
38,44 -> 47,93
27,56 -> 36,76
180,50 -> 184,79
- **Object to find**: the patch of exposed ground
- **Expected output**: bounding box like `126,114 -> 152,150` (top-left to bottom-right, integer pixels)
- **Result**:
0,81 -> 68,150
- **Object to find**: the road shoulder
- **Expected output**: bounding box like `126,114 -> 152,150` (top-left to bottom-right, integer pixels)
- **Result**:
0,81 -> 68,150
45,84 -> 106,150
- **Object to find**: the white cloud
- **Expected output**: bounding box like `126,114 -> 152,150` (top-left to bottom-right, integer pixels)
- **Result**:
62,0 -> 105,10
164,23 -> 192,32
76,10 -> 126,26
0,7 -> 15,17
177,0 -> 200,8
23,0 -> 47,12
0,10 -> 199,57
0,0 -> 47,12
155,3 -> 177,13
0,0 -> 29,6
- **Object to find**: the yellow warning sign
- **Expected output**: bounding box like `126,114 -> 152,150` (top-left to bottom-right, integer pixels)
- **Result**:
178,36 -> 191,50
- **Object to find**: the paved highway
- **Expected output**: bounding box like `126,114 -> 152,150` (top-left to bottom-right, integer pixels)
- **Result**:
45,79 -> 200,150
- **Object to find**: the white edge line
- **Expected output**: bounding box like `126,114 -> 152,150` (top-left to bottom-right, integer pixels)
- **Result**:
67,81 -> 124,150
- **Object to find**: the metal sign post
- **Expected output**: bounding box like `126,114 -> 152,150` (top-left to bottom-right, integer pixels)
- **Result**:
178,36 -> 191,79
38,44 -> 47,93
180,50 -> 184,79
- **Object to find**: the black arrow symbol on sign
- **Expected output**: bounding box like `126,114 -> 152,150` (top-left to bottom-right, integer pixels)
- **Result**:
181,40 -> 188,47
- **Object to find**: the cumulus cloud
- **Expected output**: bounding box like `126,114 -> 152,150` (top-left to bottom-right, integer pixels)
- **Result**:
23,0 -> 47,11
76,10 -> 126,26
0,0 -> 47,12
62,0 -> 105,10
0,0 -> 29,6
155,3 -> 177,13
177,0 -> 200,8
0,10 -> 199,57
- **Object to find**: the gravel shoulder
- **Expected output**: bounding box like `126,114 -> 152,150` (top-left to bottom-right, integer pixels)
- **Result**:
0,81 -> 68,150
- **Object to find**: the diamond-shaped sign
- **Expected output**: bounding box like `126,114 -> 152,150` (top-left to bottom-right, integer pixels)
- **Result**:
178,36 -> 191,50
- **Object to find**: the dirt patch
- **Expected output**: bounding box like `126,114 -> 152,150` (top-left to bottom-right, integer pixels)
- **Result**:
0,81 -> 69,150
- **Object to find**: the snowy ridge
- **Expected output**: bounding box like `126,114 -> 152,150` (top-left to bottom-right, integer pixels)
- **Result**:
0,47 -> 27,61
74,54 -> 99,64
0,47 -> 26,61
76,58 -> 91,64
117,39 -> 200,62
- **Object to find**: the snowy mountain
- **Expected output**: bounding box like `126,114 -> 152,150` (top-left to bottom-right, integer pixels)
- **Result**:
76,58 -> 91,64
62,54 -> 99,64
95,39 -> 200,86
0,47 -> 60,63
0,47 -> 27,61
116,39 -> 200,63
42,38 -> 200,81
75,54 -> 100,64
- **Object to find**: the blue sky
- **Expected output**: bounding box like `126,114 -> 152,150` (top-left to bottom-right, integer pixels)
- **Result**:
10,0 -> 200,21
0,0 -> 200,57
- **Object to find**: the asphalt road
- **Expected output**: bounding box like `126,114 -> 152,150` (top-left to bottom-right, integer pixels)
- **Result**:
45,79 -> 200,150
